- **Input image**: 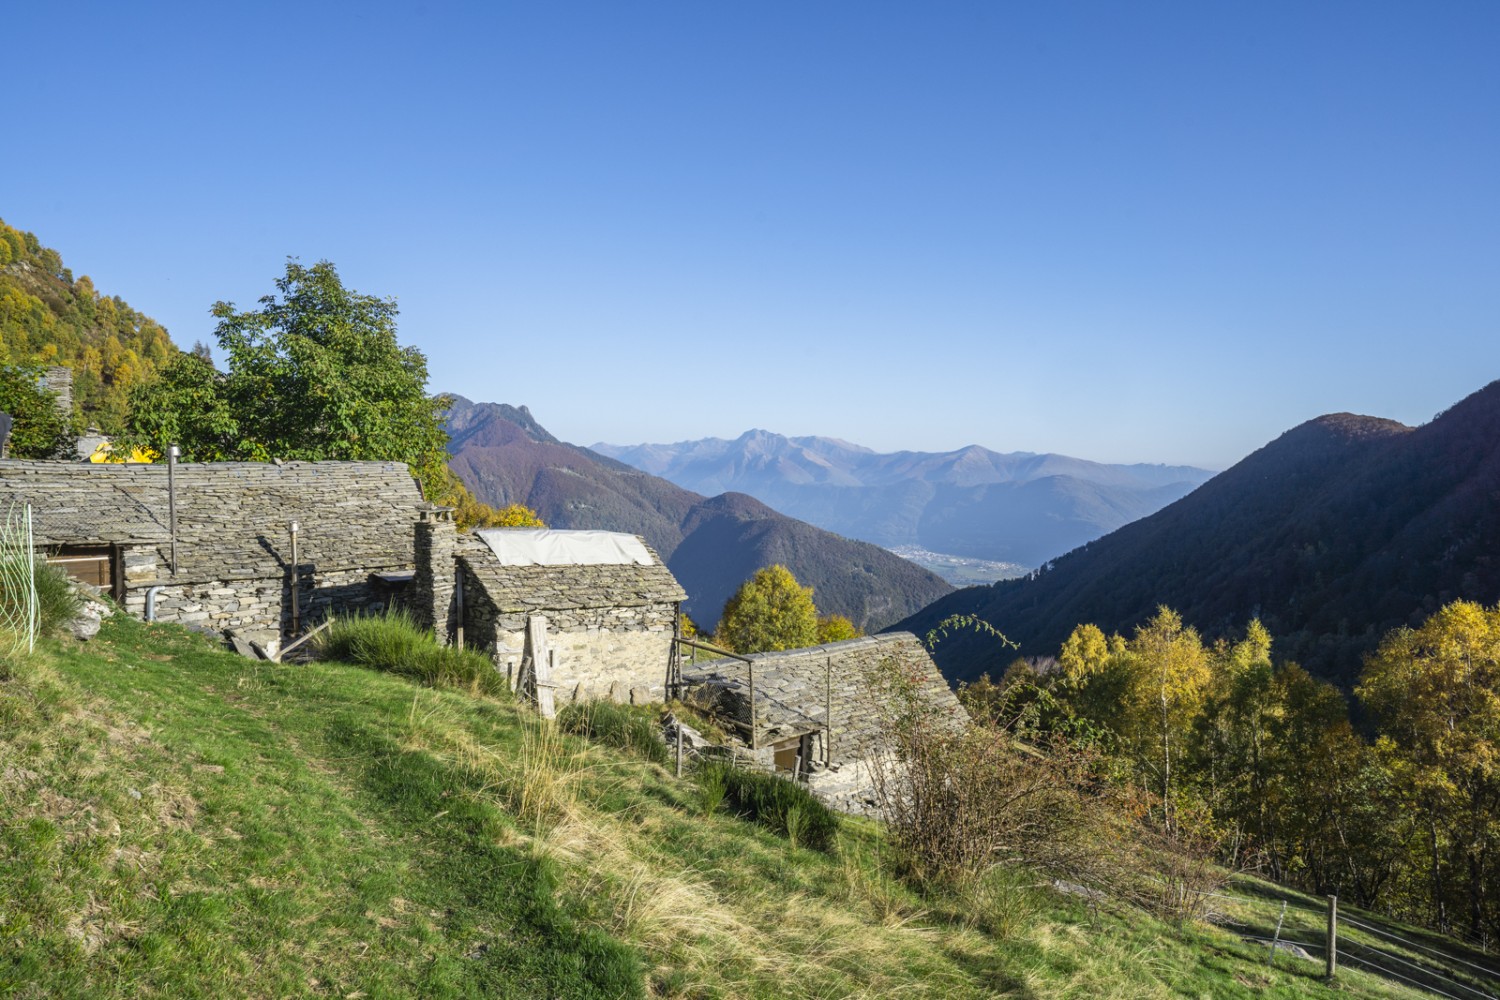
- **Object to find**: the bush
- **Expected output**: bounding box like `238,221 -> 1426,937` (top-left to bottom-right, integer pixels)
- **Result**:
866,653 -> 1106,890
557,700 -> 669,766
313,610 -> 506,697
698,760 -> 840,852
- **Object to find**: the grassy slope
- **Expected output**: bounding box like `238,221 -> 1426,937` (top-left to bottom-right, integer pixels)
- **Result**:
0,616 -> 1429,999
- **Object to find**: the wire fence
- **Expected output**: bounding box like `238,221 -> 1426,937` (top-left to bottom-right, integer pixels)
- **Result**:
1186,878 -> 1500,1000
0,502 -> 37,658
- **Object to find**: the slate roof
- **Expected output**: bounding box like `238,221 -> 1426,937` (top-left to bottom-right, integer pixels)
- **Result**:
458,532 -> 687,612
0,459 -> 424,583
684,633 -> 962,753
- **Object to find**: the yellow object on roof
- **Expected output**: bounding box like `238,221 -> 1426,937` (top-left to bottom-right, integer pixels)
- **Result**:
88,441 -> 159,464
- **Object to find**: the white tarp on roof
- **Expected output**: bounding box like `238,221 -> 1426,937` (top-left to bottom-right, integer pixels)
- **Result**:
475,528 -> 655,567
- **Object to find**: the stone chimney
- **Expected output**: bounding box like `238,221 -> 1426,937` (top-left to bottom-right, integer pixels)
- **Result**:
411,505 -> 457,644
42,366 -> 74,420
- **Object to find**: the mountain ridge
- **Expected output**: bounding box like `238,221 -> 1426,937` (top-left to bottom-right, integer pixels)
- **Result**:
592,431 -> 1214,567
891,380 -> 1500,687
444,398 -> 954,630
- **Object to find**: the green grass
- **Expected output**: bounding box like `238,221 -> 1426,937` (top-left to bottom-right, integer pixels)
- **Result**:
0,615 -> 1440,999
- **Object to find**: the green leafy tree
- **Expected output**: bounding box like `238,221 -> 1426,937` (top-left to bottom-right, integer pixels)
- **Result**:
717,564 -> 818,654
0,365 -> 72,458
126,260 -> 448,473
123,352 -> 240,461
1055,609 -> 1209,838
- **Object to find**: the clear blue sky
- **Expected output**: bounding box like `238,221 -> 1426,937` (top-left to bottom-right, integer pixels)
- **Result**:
6,1 -> 1497,469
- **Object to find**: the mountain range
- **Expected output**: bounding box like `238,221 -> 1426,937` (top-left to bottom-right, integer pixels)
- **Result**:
443,398 -> 954,631
592,431 -> 1213,569
894,379 -> 1500,689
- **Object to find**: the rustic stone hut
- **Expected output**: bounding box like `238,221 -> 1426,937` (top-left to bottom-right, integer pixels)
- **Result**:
411,515 -> 687,712
0,459 -> 426,637
683,632 -> 966,816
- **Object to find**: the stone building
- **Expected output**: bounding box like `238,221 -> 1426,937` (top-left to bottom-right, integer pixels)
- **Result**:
411,516 -> 687,713
683,632 -> 966,816
0,459 -> 426,637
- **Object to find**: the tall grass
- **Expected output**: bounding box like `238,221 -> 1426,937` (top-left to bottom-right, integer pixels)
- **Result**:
33,559 -> 83,636
0,558 -> 81,672
697,760 -> 840,852
313,609 -> 507,696
557,700 -> 669,765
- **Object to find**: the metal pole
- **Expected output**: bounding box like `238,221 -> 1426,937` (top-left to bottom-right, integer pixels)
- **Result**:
289,520 -> 300,636
1267,900 -> 1287,968
668,604 -> 682,698
167,444 -> 180,576
1326,895 -> 1338,979
748,657 -> 757,752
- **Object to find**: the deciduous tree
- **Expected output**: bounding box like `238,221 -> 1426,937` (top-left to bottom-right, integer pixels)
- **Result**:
717,564 -> 818,654
1358,600 -> 1500,935
815,613 -> 860,644
0,365 -> 72,458
126,259 -> 447,468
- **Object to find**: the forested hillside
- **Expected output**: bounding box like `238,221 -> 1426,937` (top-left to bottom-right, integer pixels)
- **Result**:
445,397 -> 954,630
0,217 -> 177,432
897,378 -> 1500,687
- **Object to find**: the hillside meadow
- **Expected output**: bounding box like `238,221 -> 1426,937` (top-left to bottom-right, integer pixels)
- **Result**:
0,613 -> 1437,999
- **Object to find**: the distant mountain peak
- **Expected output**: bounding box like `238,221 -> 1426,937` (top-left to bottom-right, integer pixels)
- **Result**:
594,430 -> 1215,567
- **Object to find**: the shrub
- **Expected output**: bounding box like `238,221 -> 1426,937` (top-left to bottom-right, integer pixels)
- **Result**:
866,652 -> 1225,920
698,759 -> 840,852
866,653 -> 1105,890
557,700 -> 669,766
313,609 -> 506,697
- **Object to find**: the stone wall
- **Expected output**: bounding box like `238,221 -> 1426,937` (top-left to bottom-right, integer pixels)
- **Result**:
0,459 -> 427,637
122,564 -> 392,632
495,622 -> 674,703
457,550 -> 677,702
121,544 -> 396,634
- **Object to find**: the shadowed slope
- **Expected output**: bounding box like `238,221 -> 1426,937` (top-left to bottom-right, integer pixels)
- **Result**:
444,398 -> 952,630
896,381 -> 1500,687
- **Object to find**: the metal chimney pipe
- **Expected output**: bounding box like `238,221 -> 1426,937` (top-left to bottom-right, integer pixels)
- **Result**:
289,520 -> 300,636
167,444 -> 180,575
